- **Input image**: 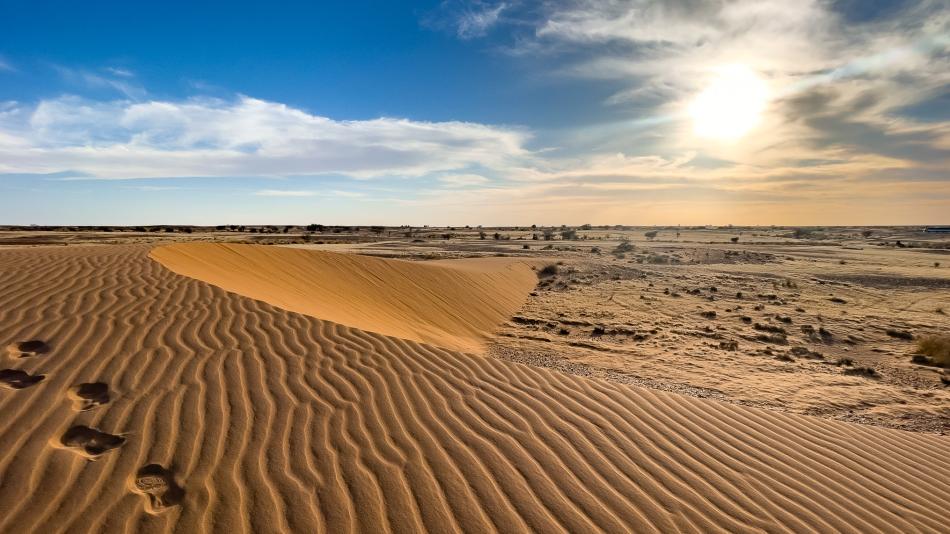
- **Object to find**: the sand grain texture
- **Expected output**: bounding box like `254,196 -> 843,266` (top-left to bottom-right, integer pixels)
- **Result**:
0,244 -> 947,533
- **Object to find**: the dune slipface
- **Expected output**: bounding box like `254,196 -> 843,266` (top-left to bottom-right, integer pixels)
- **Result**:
0,244 -> 947,533
150,243 -> 539,353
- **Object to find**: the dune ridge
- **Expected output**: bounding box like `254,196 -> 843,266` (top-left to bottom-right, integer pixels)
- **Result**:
150,243 -> 538,353
0,244 -> 946,533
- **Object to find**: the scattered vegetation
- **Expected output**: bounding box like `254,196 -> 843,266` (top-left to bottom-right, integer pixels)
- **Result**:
719,340 -> 738,351
885,328 -> 914,340
913,335 -> 950,367
538,264 -> 559,277
613,240 -> 634,255
754,323 -> 787,335
844,366 -> 879,378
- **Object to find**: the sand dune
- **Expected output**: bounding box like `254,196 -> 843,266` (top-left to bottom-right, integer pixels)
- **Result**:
0,244 -> 947,533
151,243 -> 538,353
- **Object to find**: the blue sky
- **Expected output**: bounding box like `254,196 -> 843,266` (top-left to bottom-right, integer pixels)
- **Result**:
0,0 -> 948,225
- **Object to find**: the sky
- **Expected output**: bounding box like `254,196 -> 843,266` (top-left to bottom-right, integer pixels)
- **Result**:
0,0 -> 948,226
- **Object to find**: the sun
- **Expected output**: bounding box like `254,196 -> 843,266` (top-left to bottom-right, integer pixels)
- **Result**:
689,65 -> 769,141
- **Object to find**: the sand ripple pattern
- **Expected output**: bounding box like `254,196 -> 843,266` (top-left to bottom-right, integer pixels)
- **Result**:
0,245 -> 947,533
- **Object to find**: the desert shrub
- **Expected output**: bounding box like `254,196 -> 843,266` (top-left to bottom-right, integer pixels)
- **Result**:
560,229 -> 578,240
756,333 -> 788,345
644,230 -> 658,240
522,244 -> 530,249
730,236 -> 739,243
836,357 -> 854,366
914,335 -> 950,367
613,240 -> 634,254
754,323 -> 786,334
538,264 -> 559,277
844,366 -> 878,378
792,228 -> 814,239
885,329 -> 914,340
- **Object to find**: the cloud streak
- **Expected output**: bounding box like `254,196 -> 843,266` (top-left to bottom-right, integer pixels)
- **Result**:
0,95 -> 531,179
254,189 -> 319,197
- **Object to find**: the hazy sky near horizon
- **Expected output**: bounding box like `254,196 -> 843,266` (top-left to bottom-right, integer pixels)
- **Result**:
1,0 -> 948,225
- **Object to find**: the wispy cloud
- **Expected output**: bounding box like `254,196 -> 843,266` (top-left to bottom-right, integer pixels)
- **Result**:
0,95 -> 531,179
456,2 -> 506,39
426,1 -> 507,39
0,55 -> 14,72
104,66 -> 134,78
438,173 -> 491,187
53,65 -> 146,99
254,189 -> 319,197
130,185 -> 184,191
526,0 -> 950,163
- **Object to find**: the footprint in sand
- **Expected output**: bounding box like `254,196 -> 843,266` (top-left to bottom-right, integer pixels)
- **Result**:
5,340 -> 50,358
0,369 -> 45,389
59,425 -> 125,457
69,382 -> 110,410
132,464 -> 185,514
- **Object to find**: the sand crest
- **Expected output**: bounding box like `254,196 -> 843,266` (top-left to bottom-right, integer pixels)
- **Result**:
151,243 -> 538,353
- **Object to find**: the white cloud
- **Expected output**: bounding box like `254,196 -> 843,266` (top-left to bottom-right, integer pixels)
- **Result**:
53,65 -> 146,99
518,0 -> 950,172
254,189 -> 319,197
456,2 -> 507,39
0,95 -> 531,179
438,173 -> 491,186
104,67 -> 135,78
0,56 -> 13,72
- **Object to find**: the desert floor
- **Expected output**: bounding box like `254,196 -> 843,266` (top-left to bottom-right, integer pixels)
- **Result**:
1,228 -> 948,533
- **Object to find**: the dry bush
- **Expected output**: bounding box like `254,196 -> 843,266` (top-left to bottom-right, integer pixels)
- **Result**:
844,366 -> 879,378
914,335 -> 950,367
885,328 -> 914,340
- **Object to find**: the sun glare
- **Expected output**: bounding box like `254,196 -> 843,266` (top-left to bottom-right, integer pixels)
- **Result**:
689,65 -> 768,141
